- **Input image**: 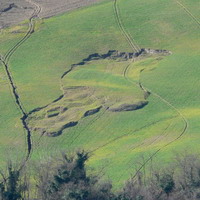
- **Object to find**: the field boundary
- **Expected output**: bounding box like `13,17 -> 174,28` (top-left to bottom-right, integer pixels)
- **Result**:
0,0 -> 41,169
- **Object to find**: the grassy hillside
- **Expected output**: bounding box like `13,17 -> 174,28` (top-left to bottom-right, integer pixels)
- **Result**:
0,64 -> 26,164
0,0 -> 199,188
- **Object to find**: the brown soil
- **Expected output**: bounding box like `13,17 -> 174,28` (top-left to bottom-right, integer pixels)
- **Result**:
0,0 -> 33,29
0,0 -> 103,29
34,0 -> 104,19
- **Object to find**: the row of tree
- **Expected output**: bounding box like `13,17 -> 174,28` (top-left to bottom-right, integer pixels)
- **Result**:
1,151 -> 200,200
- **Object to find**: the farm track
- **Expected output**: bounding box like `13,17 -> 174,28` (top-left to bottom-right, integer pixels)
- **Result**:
90,116 -> 176,154
175,0 -> 200,27
4,1 -> 41,65
0,0 -> 41,167
113,0 -> 140,53
128,119 -> 175,153
115,121 -> 173,182
67,108 -> 108,148
123,63 -> 149,96
114,0 -> 189,179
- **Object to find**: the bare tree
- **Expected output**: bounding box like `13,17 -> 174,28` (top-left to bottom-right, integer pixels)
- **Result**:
0,161 -> 29,200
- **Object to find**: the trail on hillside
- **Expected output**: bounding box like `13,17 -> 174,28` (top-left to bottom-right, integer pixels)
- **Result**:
131,0 -> 200,177
113,0 -> 140,53
0,0 -> 41,168
114,0 -> 188,179
90,116 -> 176,154
175,0 -> 200,27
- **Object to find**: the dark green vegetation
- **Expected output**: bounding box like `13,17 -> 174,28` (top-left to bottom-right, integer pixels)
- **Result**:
1,152 -> 200,200
0,0 -> 199,189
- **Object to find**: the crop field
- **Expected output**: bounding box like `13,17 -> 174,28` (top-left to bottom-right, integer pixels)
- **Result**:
0,0 -> 200,189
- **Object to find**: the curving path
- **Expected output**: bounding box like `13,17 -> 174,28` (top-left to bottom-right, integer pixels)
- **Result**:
113,0 -> 140,53
0,0 -> 41,167
114,0 -> 189,179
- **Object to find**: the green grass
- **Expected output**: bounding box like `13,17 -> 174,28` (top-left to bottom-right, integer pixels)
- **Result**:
0,64 -> 27,166
0,0 -> 199,189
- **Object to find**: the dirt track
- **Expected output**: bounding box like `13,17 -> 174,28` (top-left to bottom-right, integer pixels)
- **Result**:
114,0 -> 188,180
0,0 -> 103,29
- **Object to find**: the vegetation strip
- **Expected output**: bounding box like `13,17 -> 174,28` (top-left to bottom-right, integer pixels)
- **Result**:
0,0 -> 41,166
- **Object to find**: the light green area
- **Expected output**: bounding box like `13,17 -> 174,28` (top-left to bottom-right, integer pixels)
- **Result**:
0,0 -> 199,189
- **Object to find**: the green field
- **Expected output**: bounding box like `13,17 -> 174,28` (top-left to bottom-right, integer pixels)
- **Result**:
0,0 -> 200,188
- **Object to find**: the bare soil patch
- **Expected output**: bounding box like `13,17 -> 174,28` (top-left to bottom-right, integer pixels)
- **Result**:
0,0 -> 103,29
34,0 -> 104,19
0,0 -> 33,29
